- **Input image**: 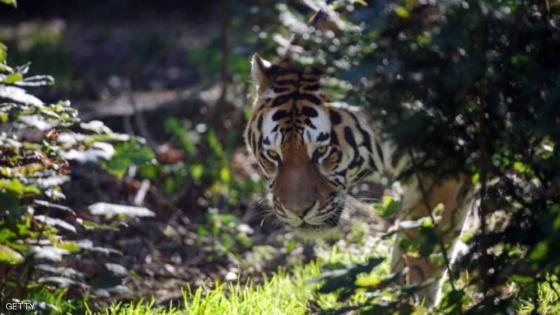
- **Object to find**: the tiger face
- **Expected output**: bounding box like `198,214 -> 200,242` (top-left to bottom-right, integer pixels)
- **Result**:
244,55 -> 382,238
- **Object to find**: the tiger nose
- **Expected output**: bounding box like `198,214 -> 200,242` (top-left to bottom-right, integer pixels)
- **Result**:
273,196 -> 314,218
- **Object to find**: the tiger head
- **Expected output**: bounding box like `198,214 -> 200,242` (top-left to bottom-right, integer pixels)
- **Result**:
244,55 -> 381,238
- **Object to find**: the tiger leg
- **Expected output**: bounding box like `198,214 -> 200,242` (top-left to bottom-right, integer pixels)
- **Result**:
390,176 -> 473,306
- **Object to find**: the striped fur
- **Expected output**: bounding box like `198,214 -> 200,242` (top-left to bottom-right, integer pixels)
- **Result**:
245,55 -> 383,237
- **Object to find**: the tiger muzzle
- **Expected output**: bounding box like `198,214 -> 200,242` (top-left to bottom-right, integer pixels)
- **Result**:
271,162 -> 337,223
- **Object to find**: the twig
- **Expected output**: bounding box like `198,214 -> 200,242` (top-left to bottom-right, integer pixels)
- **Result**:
405,148 -> 463,313
125,79 -> 155,148
218,0 -> 230,105
281,10 -> 331,62
477,90 -> 490,296
134,179 -> 151,206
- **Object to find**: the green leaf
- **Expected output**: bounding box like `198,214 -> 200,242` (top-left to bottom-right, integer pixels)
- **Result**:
55,241 -> 80,253
0,42 -> 7,63
0,228 -> 16,243
355,275 -> 381,287
2,72 -> 22,84
0,244 -> 24,265
102,139 -> 155,178
0,0 -> 16,8
190,164 -> 204,181
394,6 -> 410,18
314,257 -> 385,294
513,161 -> 531,175
0,179 -> 41,196
352,0 -> 368,6
375,195 -> 400,218
80,219 -> 120,231
530,241 -> 549,261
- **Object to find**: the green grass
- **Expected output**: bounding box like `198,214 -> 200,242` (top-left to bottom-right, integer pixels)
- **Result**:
89,242 -> 386,315
83,217 -> 392,315
87,246 -> 560,315
91,263 -> 325,315
184,266 -> 321,315
518,280 -> 560,315
30,240 -> 560,315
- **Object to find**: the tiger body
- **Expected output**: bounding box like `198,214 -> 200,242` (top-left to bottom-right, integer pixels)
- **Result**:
244,54 -> 474,305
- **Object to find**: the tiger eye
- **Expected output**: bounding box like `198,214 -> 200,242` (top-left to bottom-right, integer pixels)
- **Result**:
316,146 -> 329,155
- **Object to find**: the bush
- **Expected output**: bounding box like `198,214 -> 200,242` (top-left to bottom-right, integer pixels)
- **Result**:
0,17 -> 151,311
266,0 -> 560,313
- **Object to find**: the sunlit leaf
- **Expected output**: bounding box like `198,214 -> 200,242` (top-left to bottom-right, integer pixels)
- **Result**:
314,257 -> 384,293
355,275 -> 381,287
0,244 -> 23,265
102,139 -> 155,178
2,72 -> 22,84
0,85 -> 43,106
0,0 -> 17,8
61,142 -> 115,162
88,202 -> 155,218
36,264 -> 83,278
17,114 -> 53,130
374,195 -> 400,218
55,241 -> 80,253
0,42 -> 6,62
35,215 -> 76,233
105,263 -> 128,277
394,6 -> 410,18
38,276 -> 80,288
16,75 -> 54,87
0,179 -> 40,196
80,120 -> 112,134
75,239 -> 121,255
32,246 -> 69,261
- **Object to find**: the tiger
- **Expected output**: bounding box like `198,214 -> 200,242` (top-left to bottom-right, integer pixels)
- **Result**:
244,53 -> 477,306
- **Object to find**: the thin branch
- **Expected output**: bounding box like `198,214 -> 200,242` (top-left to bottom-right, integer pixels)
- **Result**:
125,79 -> 155,148
405,148 -> 463,313
218,0 -> 230,105
477,91 -> 490,297
281,10 -> 332,62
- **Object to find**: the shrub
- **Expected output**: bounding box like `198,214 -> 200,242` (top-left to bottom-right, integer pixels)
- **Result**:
0,15 -> 150,311
265,0 -> 560,313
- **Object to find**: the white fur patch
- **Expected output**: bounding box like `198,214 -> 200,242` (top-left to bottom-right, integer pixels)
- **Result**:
262,109 -> 283,151
304,107 -> 331,156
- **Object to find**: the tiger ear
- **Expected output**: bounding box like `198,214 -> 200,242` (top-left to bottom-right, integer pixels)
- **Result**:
251,54 -> 272,92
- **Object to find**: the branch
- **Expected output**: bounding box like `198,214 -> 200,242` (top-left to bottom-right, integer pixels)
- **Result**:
405,148 -> 463,313
218,0 -> 230,105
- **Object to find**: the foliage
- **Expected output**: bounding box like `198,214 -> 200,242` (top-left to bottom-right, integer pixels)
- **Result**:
0,20 -> 75,90
4,0 -> 560,313
0,18 -> 147,307
264,0 -> 560,313
101,138 -> 156,179
155,117 -> 259,204
196,208 -> 253,262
